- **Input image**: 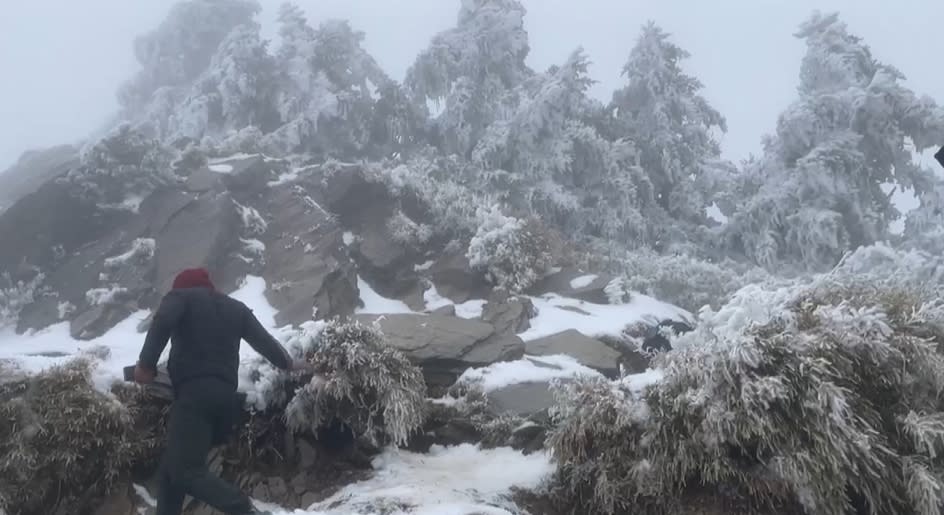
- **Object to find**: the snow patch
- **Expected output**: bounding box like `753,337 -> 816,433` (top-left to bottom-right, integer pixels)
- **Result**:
342,231 -> 356,246
458,355 -> 602,392
267,169 -> 300,187
454,299 -> 486,319
621,368 -> 665,394
355,276 -> 414,315
519,293 -> 690,342
414,260 -> 435,271
208,163 -> 234,174
569,274 -> 598,289
296,444 -> 553,515
423,285 -> 453,312
86,286 -> 128,306
209,152 -> 257,163
104,238 -> 155,268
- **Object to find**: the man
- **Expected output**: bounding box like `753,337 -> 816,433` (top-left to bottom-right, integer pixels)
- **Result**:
134,268 -> 304,515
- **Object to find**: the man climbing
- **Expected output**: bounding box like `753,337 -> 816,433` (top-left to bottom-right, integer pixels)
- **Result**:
134,267 -> 306,515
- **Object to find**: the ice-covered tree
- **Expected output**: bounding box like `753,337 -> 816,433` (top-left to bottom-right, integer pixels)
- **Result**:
263,5 -> 412,158
160,21 -> 280,142
724,11 -> 944,271
471,50 -> 651,244
406,0 -> 532,156
608,22 -> 731,226
118,0 -> 261,113
901,166 -> 944,255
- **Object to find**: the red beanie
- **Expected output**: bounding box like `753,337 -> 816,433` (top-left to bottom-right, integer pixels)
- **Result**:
172,268 -> 215,290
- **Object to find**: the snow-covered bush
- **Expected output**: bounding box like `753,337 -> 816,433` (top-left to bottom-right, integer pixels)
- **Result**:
0,359 -> 137,515
0,272 -> 44,329
242,319 -> 426,448
547,275 -> 944,514
285,319 -> 427,447
62,123 -> 177,210
386,210 -> 433,248
598,245 -> 768,312
467,206 -> 555,293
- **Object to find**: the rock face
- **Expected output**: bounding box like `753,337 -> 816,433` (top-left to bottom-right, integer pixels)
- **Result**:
427,252 -> 491,304
261,179 -> 359,326
353,313 -> 525,389
0,145 -> 78,215
524,329 -> 622,379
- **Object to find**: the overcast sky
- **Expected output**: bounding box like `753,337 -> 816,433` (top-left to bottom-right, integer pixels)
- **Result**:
1,0 -> 942,172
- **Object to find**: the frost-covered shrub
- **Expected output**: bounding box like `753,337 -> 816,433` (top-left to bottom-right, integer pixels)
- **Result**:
547,275 -> 944,514
0,272 -> 44,329
467,206 -> 555,293
386,210 -> 433,248
62,123 -> 176,210
0,359 -> 137,515
285,320 -> 427,447
242,319 -> 427,448
597,245 -> 769,312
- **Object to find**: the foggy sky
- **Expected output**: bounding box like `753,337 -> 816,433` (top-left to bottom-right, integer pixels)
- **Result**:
2,0 -> 942,172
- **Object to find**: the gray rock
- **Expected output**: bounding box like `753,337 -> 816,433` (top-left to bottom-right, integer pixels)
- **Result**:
528,267 -> 614,304
481,294 -> 534,336
427,252 -> 491,304
429,304 -> 456,316
524,329 -> 622,378
0,145 -> 78,216
261,182 -> 359,326
70,303 -> 134,340
487,380 -> 564,418
353,313 -> 525,388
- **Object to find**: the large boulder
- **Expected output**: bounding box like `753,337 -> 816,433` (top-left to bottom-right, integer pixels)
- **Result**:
261,180 -> 359,326
480,293 -> 534,336
0,145 -> 78,215
527,267 -> 613,304
425,252 -> 491,304
523,329 -> 622,379
353,313 -> 525,389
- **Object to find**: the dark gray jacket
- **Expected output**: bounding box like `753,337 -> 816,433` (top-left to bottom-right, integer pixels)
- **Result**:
138,287 -> 292,391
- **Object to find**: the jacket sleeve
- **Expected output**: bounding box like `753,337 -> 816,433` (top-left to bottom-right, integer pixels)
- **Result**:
241,307 -> 292,370
138,291 -> 187,371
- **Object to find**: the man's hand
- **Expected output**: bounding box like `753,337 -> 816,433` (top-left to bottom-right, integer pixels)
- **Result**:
133,363 -> 156,384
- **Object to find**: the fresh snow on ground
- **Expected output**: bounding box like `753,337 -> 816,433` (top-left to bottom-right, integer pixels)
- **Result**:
355,276 -> 414,315
208,163 -> 234,173
568,274 -> 598,289
342,231 -> 356,246
263,444 -> 553,515
422,284 -> 485,319
457,354 -> 602,391
519,292 -> 691,342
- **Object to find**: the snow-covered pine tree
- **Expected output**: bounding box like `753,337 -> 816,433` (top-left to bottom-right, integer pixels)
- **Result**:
406,0 -> 532,157
608,22 -> 732,230
724,11 -> 944,271
163,21 -> 280,143
471,49 -> 651,245
117,0 -> 262,114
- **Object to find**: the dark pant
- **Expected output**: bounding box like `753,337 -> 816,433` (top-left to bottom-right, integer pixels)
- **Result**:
155,377 -> 255,515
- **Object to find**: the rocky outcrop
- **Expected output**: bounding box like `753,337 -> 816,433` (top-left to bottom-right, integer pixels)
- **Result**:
261,179 -> 359,326
524,329 -> 623,378
0,145 -> 78,215
528,267 -> 613,304
481,293 -> 534,336
426,252 -> 491,304
353,313 -> 525,390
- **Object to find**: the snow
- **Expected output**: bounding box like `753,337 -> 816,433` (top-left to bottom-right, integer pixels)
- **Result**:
267,169 -> 300,187
519,292 -> 691,342
209,152 -> 257,163
104,238 -> 156,268
86,286 -> 128,305
283,444 -> 553,515
0,309 -> 152,393
421,284 -> 485,319
458,354 -> 602,392
414,260 -> 435,271
355,276 -> 414,315
621,368 -> 665,394
342,231 -> 356,246
208,163 -> 234,173
423,285 -> 453,312
454,299 -> 486,319
569,274 -> 598,289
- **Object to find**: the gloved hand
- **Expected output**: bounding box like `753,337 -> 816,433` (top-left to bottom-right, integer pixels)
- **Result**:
133,362 -> 156,384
